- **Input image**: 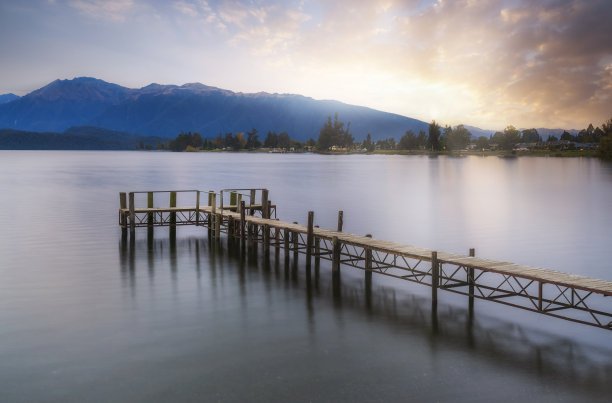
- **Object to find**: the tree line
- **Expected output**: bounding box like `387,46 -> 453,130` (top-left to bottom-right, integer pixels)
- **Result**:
160,113 -> 612,159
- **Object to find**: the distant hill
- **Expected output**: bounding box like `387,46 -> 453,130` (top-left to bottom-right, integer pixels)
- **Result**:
0,126 -> 163,150
0,93 -> 20,104
0,77 -> 428,141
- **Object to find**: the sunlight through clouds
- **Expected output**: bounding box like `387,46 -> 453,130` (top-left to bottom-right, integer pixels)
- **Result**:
1,0 -> 611,130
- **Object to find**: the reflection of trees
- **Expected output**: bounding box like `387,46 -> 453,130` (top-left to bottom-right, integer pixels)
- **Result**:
119,233 -> 612,393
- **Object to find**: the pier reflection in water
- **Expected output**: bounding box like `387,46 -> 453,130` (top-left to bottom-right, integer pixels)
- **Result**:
119,230 -> 612,401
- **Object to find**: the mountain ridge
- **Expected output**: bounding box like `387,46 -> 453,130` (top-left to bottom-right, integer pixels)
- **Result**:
0,77 -> 429,140
0,77 -> 581,141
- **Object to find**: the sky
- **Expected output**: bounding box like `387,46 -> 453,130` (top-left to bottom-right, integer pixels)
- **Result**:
0,0 -> 611,130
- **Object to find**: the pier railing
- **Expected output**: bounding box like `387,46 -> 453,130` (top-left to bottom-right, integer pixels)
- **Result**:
118,189 -> 612,331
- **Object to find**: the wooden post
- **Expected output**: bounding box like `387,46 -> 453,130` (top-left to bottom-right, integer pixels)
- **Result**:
262,189 -> 269,219
332,236 -> 340,273
468,248 -> 475,314
230,191 -> 237,211
284,228 -> 290,261
538,281 -> 543,311
314,225 -> 320,269
228,216 -> 234,237
196,191 -> 200,225
147,192 -> 154,227
208,191 -> 214,229
431,251 -> 439,305
215,213 -> 221,240
169,191 -> 177,226
119,192 -> 127,227
306,211 -> 314,268
365,234 -> 373,283
337,210 -> 343,232
275,226 -> 280,259
129,192 -> 135,235
292,222 -> 299,260
219,190 -> 224,211
240,200 -> 246,241
211,193 -> 217,238
237,193 -> 242,213
249,189 -> 256,216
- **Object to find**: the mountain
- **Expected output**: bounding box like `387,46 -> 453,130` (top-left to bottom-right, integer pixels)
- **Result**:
0,126 -> 163,150
0,93 -> 20,104
0,77 -> 428,141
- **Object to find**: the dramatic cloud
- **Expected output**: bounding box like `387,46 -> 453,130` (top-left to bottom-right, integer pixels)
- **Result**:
1,0 -> 611,129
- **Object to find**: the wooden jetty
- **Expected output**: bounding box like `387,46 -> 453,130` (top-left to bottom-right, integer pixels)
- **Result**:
119,189 -> 612,331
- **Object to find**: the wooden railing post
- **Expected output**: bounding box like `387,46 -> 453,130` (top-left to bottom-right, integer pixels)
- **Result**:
196,191 -> 200,225
147,192 -> 154,227
431,251 -> 439,305
119,192 -> 127,227
169,191 -> 177,226
332,236 -> 340,273
128,192 -> 135,235
468,248 -> 475,314
365,234 -> 373,283
306,211 -> 314,268
337,210 -> 343,232
240,200 -> 246,241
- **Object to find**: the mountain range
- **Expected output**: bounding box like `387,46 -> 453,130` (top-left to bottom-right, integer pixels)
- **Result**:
0,77 -> 428,142
0,77 -> 579,146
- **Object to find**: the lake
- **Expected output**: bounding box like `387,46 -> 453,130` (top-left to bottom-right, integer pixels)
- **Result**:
1,151 -> 611,402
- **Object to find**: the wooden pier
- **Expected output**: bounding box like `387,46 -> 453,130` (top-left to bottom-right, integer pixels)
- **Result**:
119,189 -> 612,331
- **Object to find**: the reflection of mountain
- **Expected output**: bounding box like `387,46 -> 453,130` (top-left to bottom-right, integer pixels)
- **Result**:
119,233 -> 612,393
0,77 -> 428,141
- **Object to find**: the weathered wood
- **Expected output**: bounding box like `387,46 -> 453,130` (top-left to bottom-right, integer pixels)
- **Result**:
208,191 -> 214,229
119,192 -> 127,227
262,189 -> 269,219
365,234 -> 373,283
314,225 -> 320,268
147,192 -> 154,227
230,191 -> 237,209
337,210 -> 343,232
293,222 -> 299,260
431,251 -> 439,304
284,228 -> 290,261
169,191 -> 177,226
332,236 -> 340,273
249,189 -> 256,216
196,191 -> 200,225
306,211 -> 314,268
240,200 -> 246,241
129,192 -> 135,234
468,248 -> 475,314
210,193 -> 217,238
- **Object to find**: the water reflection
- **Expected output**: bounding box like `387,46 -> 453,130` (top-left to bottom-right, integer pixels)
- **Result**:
119,232 -> 612,393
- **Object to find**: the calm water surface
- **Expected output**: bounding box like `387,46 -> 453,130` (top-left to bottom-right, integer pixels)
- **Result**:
1,151 -> 611,402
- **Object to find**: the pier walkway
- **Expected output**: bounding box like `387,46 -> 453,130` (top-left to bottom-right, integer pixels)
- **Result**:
119,189 -> 612,331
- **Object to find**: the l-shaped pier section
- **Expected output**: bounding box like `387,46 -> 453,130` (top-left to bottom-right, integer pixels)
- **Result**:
119,189 -> 612,331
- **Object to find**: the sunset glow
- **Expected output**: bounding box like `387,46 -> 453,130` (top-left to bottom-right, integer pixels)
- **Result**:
1,0 -> 611,130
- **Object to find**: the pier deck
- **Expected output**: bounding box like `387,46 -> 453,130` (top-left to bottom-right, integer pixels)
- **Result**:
119,189 -> 612,331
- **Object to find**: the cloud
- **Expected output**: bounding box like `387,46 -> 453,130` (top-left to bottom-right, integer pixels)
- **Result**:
69,0 -> 136,22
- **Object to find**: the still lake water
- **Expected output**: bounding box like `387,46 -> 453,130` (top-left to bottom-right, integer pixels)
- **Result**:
1,151 -> 611,402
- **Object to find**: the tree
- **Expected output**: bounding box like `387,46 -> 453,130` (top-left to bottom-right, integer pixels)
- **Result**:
316,113 -> 353,150
398,130 -> 418,150
417,130 -> 427,148
264,131 -> 278,148
475,136 -> 489,150
599,118 -> 612,159
427,121 -> 441,150
521,128 -> 540,143
445,124 -> 472,150
363,133 -> 375,152
548,135 -> 558,143
246,128 -> 260,149
278,131 -> 291,149
499,126 -> 521,150
560,131 -> 575,142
